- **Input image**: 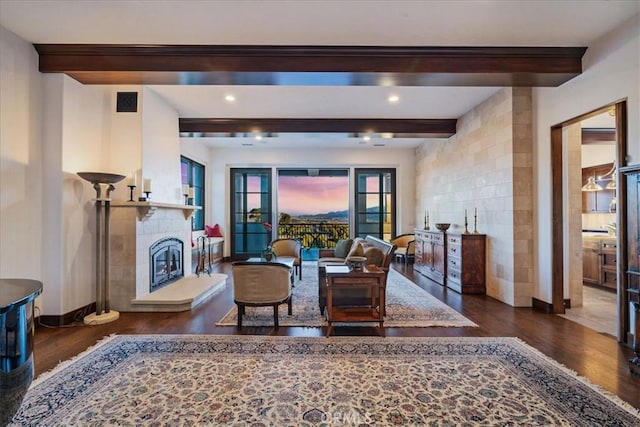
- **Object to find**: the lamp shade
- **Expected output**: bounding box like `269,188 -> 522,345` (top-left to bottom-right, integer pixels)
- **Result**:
605,174 -> 616,190
581,176 -> 603,192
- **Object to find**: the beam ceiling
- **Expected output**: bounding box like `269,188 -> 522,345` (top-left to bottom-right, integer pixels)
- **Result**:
34,44 -> 587,87
34,44 -> 586,139
179,118 -> 457,138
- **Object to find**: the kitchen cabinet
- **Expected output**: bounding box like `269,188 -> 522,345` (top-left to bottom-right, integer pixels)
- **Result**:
582,163 -> 615,213
582,239 -> 601,285
582,235 -> 617,290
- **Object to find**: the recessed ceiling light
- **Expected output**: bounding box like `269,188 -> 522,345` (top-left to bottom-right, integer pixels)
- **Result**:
387,94 -> 400,103
363,135 -> 371,142
254,134 -> 263,141
225,94 -> 236,102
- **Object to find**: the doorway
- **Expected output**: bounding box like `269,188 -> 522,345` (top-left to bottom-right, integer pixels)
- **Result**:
551,101 -> 628,342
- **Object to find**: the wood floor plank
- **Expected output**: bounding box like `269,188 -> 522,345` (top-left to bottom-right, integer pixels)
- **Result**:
32,262 -> 640,408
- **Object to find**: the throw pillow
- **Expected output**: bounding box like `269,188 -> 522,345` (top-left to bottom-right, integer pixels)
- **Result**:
345,239 -> 364,259
205,224 -> 223,238
363,246 -> 384,266
334,239 -> 353,258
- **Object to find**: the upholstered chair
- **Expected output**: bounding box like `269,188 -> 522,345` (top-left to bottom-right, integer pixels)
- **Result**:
390,234 -> 415,266
232,261 -> 293,328
270,238 -> 303,280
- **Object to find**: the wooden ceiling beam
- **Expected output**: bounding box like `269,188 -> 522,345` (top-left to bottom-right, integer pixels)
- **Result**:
179,118 -> 457,138
581,128 -> 616,145
34,44 -> 587,87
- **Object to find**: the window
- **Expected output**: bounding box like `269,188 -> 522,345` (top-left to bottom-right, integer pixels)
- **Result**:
180,156 -> 205,231
354,168 -> 396,240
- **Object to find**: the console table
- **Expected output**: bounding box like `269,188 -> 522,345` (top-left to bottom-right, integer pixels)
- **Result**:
325,265 -> 385,336
414,229 -> 486,294
0,278 -> 42,425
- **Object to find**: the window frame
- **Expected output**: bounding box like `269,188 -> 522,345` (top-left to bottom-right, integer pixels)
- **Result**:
180,156 -> 205,231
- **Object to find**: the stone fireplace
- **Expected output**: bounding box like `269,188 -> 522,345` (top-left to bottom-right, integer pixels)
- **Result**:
108,202 -> 196,311
149,237 -> 184,292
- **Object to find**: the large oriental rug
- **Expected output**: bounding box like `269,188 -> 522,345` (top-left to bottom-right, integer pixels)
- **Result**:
11,335 -> 638,426
217,263 -> 477,328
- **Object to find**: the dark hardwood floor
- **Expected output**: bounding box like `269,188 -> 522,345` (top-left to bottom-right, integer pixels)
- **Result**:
32,261 -> 640,408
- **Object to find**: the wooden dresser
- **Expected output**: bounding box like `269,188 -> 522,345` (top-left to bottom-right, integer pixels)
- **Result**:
446,233 -> 486,294
414,229 -> 446,285
414,229 -> 486,294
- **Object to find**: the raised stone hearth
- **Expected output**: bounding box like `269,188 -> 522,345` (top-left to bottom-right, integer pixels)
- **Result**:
109,202 -> 223,312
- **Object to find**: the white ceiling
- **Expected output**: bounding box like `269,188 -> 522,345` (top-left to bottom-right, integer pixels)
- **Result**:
1,0 -> 637,149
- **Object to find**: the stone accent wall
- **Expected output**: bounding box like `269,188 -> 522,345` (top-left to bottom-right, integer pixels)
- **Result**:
416,88 -> 534,306
109,205 -> 192,311
565,123 -> 584,307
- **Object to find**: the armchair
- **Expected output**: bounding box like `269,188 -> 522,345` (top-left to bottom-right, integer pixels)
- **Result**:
270,238 -> 303,280
232,261 -> 293,328
390,234 -> 415,266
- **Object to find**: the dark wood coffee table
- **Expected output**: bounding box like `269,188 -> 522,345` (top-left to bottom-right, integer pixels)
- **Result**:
324,265 -> 386,336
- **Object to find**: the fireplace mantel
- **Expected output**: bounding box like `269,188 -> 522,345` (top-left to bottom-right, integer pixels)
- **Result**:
111,201 -> 200,221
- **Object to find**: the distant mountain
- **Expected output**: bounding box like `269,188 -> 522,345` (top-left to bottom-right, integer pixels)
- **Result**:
290,207 -> 380,222
293,209 -> 349,221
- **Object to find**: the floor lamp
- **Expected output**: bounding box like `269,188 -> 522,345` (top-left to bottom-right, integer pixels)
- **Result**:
78,172 -> 125,325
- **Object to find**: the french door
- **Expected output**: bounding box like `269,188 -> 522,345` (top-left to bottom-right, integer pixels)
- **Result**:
354,168 -> 395,241
230,168 -> 272,260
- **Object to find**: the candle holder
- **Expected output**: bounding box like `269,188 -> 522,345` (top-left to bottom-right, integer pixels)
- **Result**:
424,212 -> 430,230
144,191 -> 151,200
184,193 -> 189,204
464,210 -> 470,234
127,185 -> 136,202
473,209 -> 479,234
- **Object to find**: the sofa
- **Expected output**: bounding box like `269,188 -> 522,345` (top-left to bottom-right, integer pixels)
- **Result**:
317,235 -> 396,315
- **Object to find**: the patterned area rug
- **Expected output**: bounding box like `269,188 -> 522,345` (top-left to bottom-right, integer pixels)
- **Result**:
217,262 -> 477,327
11,335 -> 638,426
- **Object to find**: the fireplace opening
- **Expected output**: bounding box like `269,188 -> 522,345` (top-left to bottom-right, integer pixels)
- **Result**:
149,237 -> 184,292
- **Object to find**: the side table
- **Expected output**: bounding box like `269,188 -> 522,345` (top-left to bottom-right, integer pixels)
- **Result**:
325,265 -> 385,336
1,278 -> 42,425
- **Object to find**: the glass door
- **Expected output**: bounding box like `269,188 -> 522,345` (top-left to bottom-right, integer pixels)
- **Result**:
230,168 -> 272,260
355,169 -> 395,241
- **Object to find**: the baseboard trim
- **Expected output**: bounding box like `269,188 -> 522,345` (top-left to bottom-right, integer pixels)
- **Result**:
531,297 -> 553,313
37,303 -> 95,328
531,297 -> 571,313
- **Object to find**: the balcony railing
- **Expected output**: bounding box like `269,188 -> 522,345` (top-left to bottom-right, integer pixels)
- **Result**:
277,222 -> 349,249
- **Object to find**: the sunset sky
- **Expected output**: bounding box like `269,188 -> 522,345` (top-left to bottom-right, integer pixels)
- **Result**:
278,176 -> 349,216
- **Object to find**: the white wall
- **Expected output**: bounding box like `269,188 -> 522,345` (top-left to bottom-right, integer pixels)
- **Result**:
0,26 -> 43,281
141,87 -> 182,204
208,147 -> 417,256
532,13 -> 639,303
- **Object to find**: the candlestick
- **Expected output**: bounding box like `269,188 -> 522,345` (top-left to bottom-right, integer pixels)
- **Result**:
424,210 -> 430,230
464,209 -> 470,234
473,207 -> 479,234
127,185 -> 136,202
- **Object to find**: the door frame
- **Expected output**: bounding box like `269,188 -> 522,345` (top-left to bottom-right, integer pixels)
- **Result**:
551,100 -> 628,341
